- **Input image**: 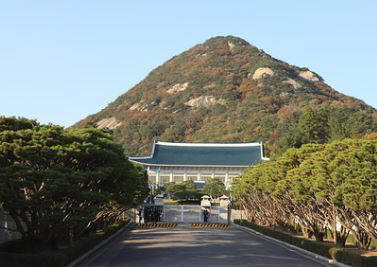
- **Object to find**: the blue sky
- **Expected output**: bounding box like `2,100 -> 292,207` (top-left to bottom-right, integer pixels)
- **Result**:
1,1 -> 376,127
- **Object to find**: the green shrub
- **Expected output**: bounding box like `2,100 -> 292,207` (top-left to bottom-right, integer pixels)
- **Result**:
0,252 -> 67,267
103,223 -> 121,236
329,248 -> 377,267
234,219 -> 331,258
235,220 -> 377,267
0,222 -> 127,267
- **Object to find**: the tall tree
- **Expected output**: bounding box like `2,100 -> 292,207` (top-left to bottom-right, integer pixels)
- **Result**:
233,138 -> 377,247
203,178 -> 226,198
298,108 -> 330,144
0,117 -> 149,245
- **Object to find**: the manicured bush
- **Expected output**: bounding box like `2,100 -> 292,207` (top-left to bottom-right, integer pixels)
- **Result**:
235,220 -> 377,267
0,252 -> 67,267
329,248 -> 377,267
0,222 -> 127,267
233,139 -> 377,246
235,220 -> 331,258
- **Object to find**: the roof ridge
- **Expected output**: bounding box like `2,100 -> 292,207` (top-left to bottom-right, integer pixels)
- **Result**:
156,141 -> 261,147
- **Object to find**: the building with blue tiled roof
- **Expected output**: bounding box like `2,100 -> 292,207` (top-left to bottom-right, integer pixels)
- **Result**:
129,141 -> 269,189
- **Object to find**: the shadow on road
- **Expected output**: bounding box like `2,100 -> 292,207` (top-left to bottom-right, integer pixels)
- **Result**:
79,226 -> 328,267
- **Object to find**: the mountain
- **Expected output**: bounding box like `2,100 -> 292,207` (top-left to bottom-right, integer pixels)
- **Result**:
74,36 -> 377,157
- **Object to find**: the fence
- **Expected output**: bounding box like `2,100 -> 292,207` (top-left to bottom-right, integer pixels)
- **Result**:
162,205 -> 229,223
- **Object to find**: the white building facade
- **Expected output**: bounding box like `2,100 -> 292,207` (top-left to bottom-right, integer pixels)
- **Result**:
129,141 -> 269,189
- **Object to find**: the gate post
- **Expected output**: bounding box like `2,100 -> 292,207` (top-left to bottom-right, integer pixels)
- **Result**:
181,205 -> 184,222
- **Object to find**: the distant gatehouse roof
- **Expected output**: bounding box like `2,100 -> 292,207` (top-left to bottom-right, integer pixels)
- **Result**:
129,141 -> 269,167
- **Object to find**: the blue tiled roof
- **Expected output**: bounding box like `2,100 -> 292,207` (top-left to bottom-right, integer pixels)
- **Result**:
129,142 -> 265,166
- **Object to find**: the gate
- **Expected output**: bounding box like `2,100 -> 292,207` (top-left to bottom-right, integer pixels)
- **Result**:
162,205 -> 229,223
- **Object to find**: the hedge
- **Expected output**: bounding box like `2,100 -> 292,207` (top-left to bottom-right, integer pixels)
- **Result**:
329,248 -> 377,267
0,222 -> 128,267
235,220 -> 377,267
234,219 -> 331,257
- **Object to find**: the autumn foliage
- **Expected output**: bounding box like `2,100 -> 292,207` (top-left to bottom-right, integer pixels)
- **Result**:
73,36 -> 377,158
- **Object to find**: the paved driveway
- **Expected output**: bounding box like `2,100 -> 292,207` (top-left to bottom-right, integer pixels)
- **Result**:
79,225 -> 328,267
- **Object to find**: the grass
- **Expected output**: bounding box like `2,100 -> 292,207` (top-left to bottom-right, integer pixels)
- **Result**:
163,198 -> 178,204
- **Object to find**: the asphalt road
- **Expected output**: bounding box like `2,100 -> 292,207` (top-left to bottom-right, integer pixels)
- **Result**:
79,225 -> 328,267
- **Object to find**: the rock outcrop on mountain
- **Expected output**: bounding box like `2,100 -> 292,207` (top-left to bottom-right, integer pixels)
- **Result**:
74,36 -> 377,157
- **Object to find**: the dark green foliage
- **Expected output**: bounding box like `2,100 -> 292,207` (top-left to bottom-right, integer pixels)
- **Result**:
0,223 -> 127,267
203,178 -> 226,198
0,116 -> 38,131
235,220 -> 377,267
233,139 -> 377,250
165,181 -> 203,200
329,248 -> 377,267
297,108 -> 330,144
0,117 -> 148,246
235,220 -> 331,258
346,111 -> 377,136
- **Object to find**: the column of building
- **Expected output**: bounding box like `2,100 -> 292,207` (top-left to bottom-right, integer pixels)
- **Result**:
183,167 -> 187,181
224,168 -> 230,187
169,171 -> 173,183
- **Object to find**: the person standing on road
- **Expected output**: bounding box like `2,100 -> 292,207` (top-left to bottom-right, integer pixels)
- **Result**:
203,209 -> 209,222
138,207 -> 143,223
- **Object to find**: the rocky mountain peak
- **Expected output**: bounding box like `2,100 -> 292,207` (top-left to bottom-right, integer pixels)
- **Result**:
74,36 -> 376,157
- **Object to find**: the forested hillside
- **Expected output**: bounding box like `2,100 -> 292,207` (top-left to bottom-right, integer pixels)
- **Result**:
74,36 -> 377,157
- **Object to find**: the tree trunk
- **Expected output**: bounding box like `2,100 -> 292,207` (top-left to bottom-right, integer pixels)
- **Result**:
355,230 -> 371,249
332,205 -> 338,244
69,227 -> 74,247
313,228 -> 325,242
301,225 -> 313,239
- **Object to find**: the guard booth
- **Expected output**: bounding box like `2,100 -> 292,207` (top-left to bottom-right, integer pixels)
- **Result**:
201,195 -> 211,208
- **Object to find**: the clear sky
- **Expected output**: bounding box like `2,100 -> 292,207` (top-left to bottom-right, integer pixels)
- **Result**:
1,1 -> 376,127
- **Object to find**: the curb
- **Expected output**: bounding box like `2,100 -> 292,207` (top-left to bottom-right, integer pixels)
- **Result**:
233,223 -> 350,267
66,222 -> 132,267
